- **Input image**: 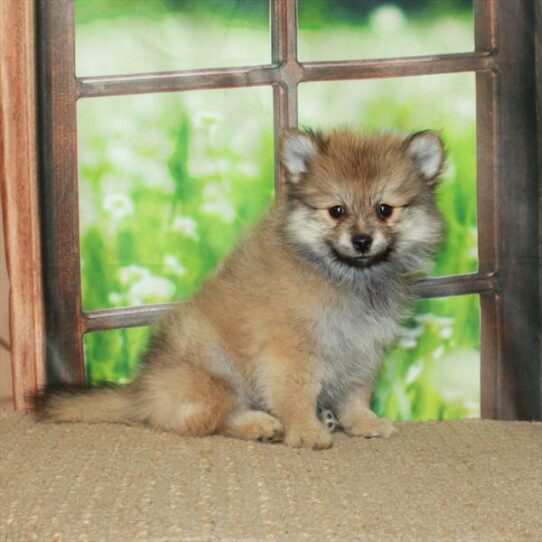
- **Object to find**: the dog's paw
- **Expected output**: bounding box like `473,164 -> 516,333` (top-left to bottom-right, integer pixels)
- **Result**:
252,414 -> 285,443
223,410 -> 284,443
343,417 -> 396,438
319,409 -> 340,432
285,422 -> 333,450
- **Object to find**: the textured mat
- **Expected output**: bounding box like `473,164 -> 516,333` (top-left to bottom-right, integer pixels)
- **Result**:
1,414 -> 541,542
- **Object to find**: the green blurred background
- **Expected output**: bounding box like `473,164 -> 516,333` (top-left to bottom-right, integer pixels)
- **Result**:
76,0 -> 479,421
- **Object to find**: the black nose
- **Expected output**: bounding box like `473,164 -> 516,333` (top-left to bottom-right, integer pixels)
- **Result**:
352,234 -> 373,253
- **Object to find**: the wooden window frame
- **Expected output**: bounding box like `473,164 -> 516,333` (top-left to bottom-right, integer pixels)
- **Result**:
2,0 -> 539,419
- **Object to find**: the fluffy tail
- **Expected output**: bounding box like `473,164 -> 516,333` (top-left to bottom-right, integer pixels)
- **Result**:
37,385 -> 139,425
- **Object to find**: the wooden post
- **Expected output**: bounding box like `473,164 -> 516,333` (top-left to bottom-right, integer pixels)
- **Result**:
0,0 -> 46,410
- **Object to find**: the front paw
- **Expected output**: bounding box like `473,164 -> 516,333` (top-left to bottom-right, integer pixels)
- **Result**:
285,422 -> 333,450
343,417 -> 396,438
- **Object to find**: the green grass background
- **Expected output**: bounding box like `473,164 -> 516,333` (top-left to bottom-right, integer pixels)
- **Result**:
77,0 -> 479,420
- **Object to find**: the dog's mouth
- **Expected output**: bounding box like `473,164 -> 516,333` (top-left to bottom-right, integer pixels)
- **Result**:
327,243 -> 391,269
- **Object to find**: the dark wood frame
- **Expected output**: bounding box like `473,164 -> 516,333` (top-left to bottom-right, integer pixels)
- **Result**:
34,0 -> 540,419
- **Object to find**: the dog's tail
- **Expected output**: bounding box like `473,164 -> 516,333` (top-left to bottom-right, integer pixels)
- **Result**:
36,385 -> 140,425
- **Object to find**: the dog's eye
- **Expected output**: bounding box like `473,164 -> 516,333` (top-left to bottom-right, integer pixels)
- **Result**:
376,203 -> 393,219
328,205 -> 347,219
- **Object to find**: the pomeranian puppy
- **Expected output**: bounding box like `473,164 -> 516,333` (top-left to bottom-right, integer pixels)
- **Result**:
40,129 -> 445,450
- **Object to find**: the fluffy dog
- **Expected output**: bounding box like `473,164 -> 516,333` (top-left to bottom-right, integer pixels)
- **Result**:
40,129 -> 445,450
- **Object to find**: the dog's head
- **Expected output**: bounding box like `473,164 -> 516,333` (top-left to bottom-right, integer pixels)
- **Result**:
280,129 -> 445,279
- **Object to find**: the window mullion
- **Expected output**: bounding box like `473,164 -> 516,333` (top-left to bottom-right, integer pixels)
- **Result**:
476,0 -> 540,420
271,0 -> 298,192
38,0 -> 86,386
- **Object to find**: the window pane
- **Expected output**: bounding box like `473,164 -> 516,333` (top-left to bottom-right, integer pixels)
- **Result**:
78,88 -> 274,312
298,73 -> 478,277
298,0 -> 474,62
375,295 -> 480,421
76,0 -> 269,76
84,327 -> 151,384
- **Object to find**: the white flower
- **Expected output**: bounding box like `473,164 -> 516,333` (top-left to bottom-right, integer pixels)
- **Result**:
202,182 -> 236,223
439,326 -> 454,340
405,362 -> 423,385
108,292 -> 124,306
442,160 -> 457,181
164,255 -> 186,275
370,5 -> 406,33
468,227 -> 478,259
429,348 -> 480,412
399,326 -> 424,339
172,215 -> 199,240
103,193 -> 134,221
432,346 -> 445,360
434,316 -> 455,327
398,337 -> 418,350
119,265 -> 151,286
202,200 -> 236,223
414,314 -> 454,327
127,275 -> 176,305
414,313 -> 434,325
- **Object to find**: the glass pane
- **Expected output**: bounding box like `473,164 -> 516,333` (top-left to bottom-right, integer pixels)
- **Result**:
298,73 -> 478,277
78,88 -> 274,311
298,0 -> 474,62
76,0 -> 269,76
84,327 -> 151,384
374,295 -> 480,421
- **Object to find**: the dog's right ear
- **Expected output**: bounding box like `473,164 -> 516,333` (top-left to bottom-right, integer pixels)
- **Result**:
280,130 -> 325,183
404,130 -> 445,187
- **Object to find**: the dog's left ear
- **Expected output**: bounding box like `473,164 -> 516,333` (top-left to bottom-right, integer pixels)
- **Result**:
404,131 -> 445,186
280,130 -> 326,183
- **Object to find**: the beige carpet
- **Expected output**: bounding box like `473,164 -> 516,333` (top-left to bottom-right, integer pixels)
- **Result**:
1,415 -> 541,542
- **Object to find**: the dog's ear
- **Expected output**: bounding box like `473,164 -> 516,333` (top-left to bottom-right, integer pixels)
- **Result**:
280,130 -> 326,183
404,131 -> 445,186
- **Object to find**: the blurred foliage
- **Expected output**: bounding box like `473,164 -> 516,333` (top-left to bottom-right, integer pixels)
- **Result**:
76,0 -> 269,25
299,0 -> 472,25
77,0 -> 479,419
76,0 -> 471,25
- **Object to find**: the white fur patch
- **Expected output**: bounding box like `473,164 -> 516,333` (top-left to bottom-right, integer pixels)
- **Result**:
406,132 -> 443,179
336,231 -> 354,254
396,208 -> 442,247
281,133 -> 318,182
316,293 -> 400,406
370,230 -> 388,255
285,206 -> 328,251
